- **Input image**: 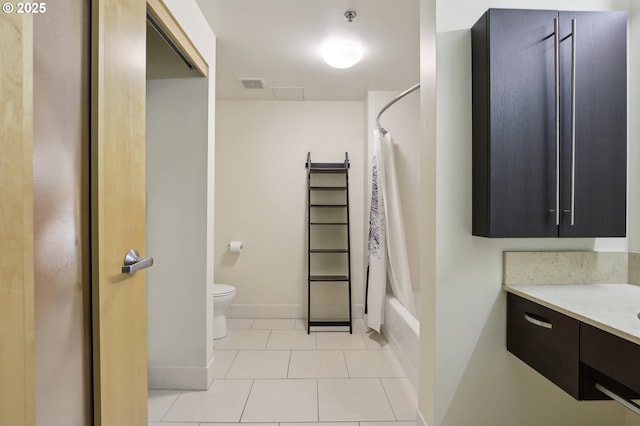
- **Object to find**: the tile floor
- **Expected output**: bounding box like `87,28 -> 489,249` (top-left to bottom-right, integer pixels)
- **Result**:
148,318 -> 417,426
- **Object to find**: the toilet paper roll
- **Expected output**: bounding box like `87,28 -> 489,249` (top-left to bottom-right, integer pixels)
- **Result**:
228,241 -> 243,253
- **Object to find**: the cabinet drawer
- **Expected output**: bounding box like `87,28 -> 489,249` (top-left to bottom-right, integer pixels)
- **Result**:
581,323 -> 640,395
507,293 -> 581,398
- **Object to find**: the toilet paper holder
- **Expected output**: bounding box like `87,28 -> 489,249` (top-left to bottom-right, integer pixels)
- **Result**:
228,241 -> 243,253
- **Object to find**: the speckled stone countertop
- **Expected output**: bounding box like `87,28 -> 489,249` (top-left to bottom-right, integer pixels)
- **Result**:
506,284 -> 640,346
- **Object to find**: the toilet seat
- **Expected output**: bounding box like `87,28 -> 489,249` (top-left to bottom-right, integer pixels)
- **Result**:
213,283 -> 235,297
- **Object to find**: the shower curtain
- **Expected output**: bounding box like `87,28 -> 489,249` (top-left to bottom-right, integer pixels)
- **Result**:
366,129 -> 416,332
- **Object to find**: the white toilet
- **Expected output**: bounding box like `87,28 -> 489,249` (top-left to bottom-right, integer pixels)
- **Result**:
213,283 -> 236,339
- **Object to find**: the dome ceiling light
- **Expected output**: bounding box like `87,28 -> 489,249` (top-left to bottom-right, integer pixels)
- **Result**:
322,11 -> 363,69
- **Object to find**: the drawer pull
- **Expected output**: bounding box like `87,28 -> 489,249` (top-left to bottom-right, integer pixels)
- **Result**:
595,383 -> 640,416
524,313 -> 553,329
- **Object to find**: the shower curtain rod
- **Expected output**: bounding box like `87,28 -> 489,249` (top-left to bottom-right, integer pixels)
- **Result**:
375,83 -> 421,134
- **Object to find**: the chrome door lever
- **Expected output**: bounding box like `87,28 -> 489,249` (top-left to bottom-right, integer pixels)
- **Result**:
122,249 -> 154,274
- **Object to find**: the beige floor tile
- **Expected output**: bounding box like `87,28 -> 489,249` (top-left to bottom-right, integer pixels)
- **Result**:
162,379 -> 252,423
317,378 -> 396,421
352,319 -> 368,332
381,378 -> 418,420
150,318 -> 415,425
288,350 -> 348,378
363,329 -> 391,349
228,318 -> 255,329
252,318 -> 296,329
214,329 -> 270,350
202,424 -> 277,426
241,379 -> 318,422
226,350 -> 290,379
147,389 -> 182,421
282,423 -> 358,426
212,350 -> 238,378
316,331 -> 367,349
266,329 -> 317,350
344,349 -> 406,377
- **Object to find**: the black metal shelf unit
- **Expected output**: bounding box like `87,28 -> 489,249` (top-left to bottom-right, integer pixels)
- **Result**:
305,152 -> 352,334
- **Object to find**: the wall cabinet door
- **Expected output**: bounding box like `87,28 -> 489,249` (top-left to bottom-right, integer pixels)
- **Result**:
471,9 -> 626,238
558,11 -> 626,237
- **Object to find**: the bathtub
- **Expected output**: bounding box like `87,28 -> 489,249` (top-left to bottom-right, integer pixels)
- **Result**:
381,293 -> 420,389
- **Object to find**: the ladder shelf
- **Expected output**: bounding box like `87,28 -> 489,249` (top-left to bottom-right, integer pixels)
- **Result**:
305,152 -> 353,334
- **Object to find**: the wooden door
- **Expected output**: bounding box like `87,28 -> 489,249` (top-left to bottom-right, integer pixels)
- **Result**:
0,13 -> 35,426
558,11 -> 627,238
91,0 -> 148,424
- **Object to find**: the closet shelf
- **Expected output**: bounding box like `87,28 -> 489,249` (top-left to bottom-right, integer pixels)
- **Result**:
309,275 -> 350,282
307,163 -> 348,173
310,186 -> 348,191
309,248 -> 348,253
309,320 -> 352,327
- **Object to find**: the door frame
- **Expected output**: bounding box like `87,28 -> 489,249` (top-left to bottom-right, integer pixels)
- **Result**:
146,0 -> 208,78
0,12 -> 35,426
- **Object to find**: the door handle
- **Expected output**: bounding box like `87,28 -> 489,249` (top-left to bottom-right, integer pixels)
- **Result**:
595,383 -> 640,416
122,249 -> 154,274
553,17 -> 561,226
569,18 -> 577,226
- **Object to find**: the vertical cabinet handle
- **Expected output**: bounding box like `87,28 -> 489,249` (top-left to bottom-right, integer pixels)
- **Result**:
569,19 -> 577,226
554,18 -> 561,226
552,18 -> 577,227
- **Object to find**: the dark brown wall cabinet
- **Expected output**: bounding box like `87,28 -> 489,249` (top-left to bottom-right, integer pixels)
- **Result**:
507,293 -> 640,404
472,9 -> 627,238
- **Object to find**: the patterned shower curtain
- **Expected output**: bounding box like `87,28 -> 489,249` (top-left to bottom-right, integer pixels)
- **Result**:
366,130 -> 416,332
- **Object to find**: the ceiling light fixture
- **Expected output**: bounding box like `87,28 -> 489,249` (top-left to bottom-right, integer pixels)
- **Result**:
322,10 -> 362,69
323,42 -> 362,69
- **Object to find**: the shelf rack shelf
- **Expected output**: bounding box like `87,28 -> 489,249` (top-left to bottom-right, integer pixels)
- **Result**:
305,152 -> 352,334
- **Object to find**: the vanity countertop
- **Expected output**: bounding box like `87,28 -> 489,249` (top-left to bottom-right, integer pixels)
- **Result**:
505,283 -> 640,345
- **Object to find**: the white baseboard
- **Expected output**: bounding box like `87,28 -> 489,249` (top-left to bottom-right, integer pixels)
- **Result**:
148,358 -> 215,390
229,303 -> 364,319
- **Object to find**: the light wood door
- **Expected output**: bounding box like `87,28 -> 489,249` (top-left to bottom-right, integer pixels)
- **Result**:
91,0 -> 148,424
0,13 -> 35,426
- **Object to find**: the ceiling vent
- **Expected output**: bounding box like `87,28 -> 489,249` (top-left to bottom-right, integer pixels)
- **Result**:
239,78 -> 265,89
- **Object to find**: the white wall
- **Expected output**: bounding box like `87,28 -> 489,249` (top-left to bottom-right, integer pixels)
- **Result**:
418,1 -> 437,424
366,92 -> 421,296
215,101 -> 365,319
419,1 -> 634,425
146,0 -> 216,390
629,0 -> 640,255
626,3 -> 640,422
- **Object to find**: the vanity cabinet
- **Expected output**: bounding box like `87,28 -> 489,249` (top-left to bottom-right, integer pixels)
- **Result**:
507,293 -> 640,405
506,293 -> 581,398
471,9 -> 627,238
581,323 -> 640,400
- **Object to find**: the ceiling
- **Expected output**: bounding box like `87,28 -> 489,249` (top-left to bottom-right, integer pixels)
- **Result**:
195,0 -> 420,101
